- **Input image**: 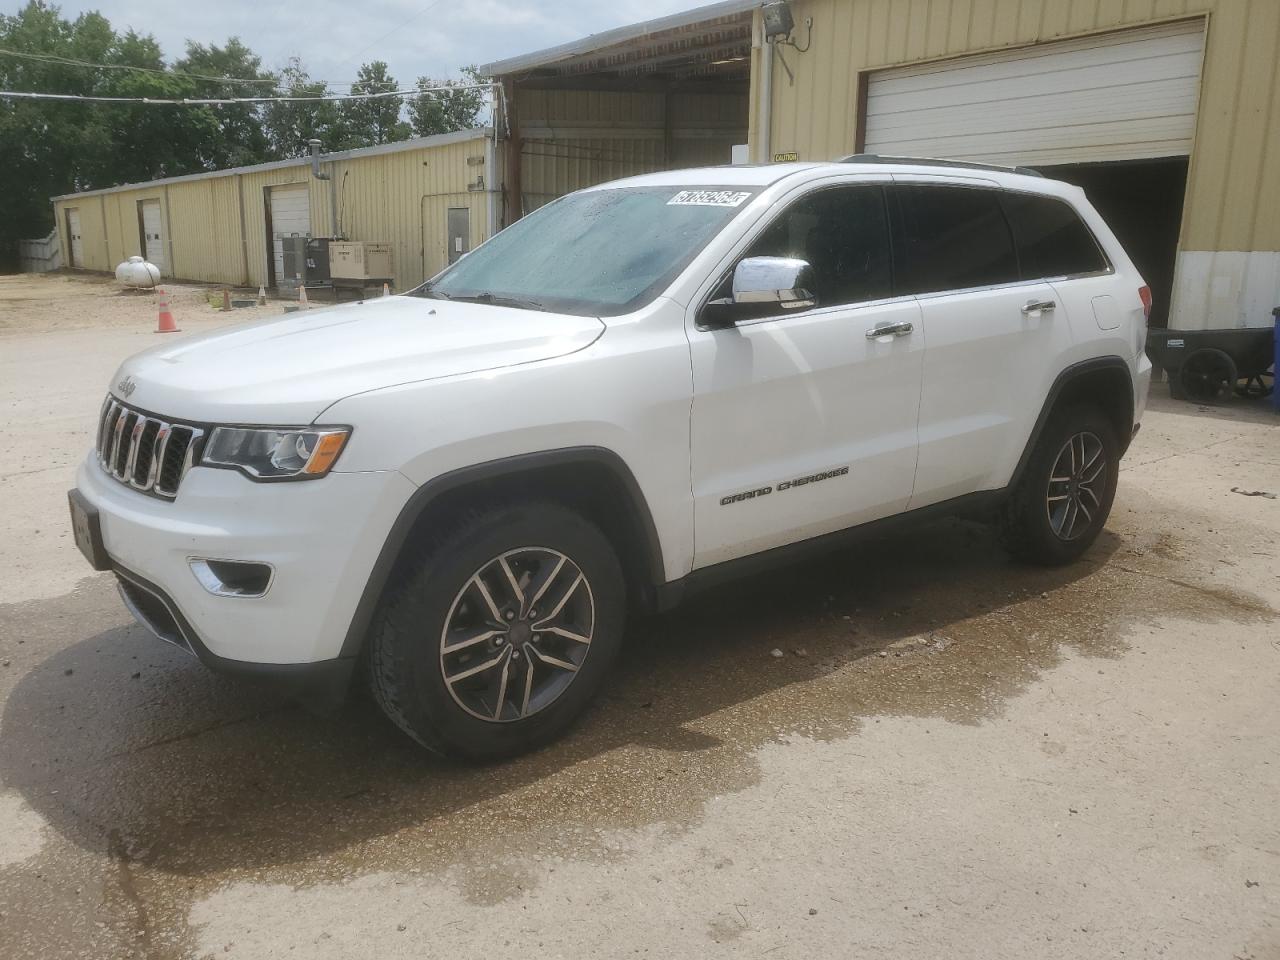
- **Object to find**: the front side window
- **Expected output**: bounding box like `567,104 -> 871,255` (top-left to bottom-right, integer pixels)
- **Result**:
893,186 -> 1020,295
1002,192 -> 1109,279
734,185 -> 893,308
415,186 -> 758,317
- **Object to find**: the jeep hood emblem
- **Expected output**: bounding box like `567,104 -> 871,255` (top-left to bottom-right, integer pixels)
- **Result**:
116,375 -> 137,398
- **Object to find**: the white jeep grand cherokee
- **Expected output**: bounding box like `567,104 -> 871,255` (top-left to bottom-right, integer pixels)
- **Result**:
70,157 -> 1152,757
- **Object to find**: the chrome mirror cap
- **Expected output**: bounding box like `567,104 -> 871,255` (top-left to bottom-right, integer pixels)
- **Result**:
732,256 -> 816,309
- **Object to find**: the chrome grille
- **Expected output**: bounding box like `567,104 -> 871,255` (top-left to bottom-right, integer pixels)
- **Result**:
95,396 -> 204,499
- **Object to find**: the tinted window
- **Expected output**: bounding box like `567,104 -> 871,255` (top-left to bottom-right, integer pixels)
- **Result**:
741,185 -> 892,307
892,186 -> 1019,295
1002,192 -> 1109,279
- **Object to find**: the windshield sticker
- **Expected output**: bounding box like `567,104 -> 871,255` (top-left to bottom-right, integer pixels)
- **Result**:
668,190 -> 752,208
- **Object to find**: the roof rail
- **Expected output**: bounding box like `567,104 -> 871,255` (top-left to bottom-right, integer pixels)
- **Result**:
837,153 -> 1044,178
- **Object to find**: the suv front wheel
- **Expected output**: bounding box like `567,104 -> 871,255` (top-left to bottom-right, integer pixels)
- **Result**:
1000,404 -> 1120,565
368,501 -> 625,758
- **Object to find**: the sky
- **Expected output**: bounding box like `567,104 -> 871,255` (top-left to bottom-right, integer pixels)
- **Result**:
28,0 -> 709,88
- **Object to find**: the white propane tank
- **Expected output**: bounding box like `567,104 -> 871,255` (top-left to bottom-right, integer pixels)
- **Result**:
115,256 -> 161,289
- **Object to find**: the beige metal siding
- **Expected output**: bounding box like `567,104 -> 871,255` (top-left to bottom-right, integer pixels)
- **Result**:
166,177 -> 247,285
51,133 -> 495,293
516,88 -> 747,213
333,135 -> 493,287
756,0 -> 1280,255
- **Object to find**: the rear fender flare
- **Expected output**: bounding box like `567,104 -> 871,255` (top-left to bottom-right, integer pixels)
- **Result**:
1009,356 -> 1134,490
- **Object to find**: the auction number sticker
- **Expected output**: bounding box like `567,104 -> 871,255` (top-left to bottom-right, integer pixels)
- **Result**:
668,190 -> 752,207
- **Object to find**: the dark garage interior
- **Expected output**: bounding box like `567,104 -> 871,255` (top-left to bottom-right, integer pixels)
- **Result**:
1037,157 -> 1189,330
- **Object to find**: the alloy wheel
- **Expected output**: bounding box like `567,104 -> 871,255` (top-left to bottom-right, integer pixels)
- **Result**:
439,547 -> 595,722
1046,431 -> 1107,541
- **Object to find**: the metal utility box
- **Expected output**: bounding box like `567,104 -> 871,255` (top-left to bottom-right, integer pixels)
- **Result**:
330,241 -> 392,281
447,208 -> 471,265
280,236 -> 307,288
305,237 -> 331,285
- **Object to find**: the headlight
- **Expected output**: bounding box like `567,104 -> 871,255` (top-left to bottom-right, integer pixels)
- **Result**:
202,426 -> 350,480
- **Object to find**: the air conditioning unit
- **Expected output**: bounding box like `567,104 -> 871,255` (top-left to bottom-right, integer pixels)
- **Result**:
329,241 -> 392,281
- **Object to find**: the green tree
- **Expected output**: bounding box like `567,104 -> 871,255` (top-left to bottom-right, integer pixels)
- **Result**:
174,37 -> 276,169
337,61 -> 410,148
408,66 -> 488,137
0,1 -> 287,260
261,59 -> 343,158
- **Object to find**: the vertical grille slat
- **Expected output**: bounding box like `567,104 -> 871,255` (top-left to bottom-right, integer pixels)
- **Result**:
112,411 -> 135,477
95,396 -> 200,500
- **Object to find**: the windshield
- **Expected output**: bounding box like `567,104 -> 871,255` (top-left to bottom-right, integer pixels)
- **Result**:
413,185 -> 758,317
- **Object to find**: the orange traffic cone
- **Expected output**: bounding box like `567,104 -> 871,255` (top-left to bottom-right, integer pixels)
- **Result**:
298,284 -> 309,310
156,288 -> 179,333
221,288 -> 232,312
382,282 -> 391,297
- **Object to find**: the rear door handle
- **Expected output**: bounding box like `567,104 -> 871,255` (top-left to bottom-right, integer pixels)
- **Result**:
865,320 -> 914,339
1021,299 -> 1056,316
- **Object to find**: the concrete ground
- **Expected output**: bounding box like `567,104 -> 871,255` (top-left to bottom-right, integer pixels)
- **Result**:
1,272 -> 1277,960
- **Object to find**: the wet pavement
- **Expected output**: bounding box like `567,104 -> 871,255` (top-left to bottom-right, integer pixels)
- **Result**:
4,483 -> 1278,958
1,281 -> 1278,959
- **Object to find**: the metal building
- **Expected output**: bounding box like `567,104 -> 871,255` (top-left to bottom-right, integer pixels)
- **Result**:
481,1 -> 754,222
51,128 -> 499,293
485,0 -> 1279,332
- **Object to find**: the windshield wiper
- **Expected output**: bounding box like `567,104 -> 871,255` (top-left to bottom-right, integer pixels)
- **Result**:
410,284 -> 453,301
449,292 -> 545,312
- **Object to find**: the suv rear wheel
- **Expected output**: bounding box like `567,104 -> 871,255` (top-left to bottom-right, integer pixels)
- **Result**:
1000,404 -> 1120,565
368,501 -> 625,758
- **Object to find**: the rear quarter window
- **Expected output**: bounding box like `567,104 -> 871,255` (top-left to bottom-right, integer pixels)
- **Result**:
1001,192 -> 1110,280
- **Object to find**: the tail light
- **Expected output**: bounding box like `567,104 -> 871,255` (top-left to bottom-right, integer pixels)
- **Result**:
1138,285 -> 1152,320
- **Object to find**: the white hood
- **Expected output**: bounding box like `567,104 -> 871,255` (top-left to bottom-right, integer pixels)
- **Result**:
109,296 -> 605,424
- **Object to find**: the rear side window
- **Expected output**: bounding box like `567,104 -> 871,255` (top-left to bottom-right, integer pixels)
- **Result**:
891,186 -> 1020,295
1002,193 -> 1109,279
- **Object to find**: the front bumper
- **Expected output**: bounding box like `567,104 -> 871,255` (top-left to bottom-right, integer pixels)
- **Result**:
75,453 -> 416,670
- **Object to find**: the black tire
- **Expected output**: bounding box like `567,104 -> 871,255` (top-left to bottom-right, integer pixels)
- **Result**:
367,501 -> 625,759
1000,404 -> 1120,566
1178,347 -> 1237,404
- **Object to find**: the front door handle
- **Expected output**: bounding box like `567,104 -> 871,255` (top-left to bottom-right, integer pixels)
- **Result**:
1021,299 -> 1056,316
865,320 -> 914,339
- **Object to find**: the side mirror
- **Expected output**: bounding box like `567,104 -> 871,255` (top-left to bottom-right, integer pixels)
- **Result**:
702,256 -> 817,327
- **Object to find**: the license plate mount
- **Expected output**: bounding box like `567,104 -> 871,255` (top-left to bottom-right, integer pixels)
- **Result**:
68,489 -> 111,571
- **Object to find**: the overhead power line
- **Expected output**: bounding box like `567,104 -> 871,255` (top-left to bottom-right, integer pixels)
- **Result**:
0,47 -> 408,89
0,82 -> 494,106
0,47 -> 278,85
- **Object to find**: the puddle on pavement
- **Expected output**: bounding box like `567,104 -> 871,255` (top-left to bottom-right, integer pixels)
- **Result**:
0,490 -> 1273,954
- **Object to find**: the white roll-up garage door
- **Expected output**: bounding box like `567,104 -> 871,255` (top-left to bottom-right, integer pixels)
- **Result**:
864,20 -> 1205,167
268,183 -> 311,283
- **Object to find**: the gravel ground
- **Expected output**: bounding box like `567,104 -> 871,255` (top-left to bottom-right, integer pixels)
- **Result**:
0,271 -> 1277,960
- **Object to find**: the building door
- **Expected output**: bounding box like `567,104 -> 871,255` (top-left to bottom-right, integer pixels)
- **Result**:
138,199 -> 165,272
65,209 -> 83,268
862,20 -> 1205,167
268,184 -> 311,286
447,207 -> 471,264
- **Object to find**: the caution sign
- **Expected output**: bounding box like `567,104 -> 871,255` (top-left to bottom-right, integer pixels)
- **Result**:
772,151 -> 799,162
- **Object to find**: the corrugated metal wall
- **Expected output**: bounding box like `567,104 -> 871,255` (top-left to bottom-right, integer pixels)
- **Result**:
330,135 -> 492,286
51,133 -> 495,292
517,88 -> 748,213
755,0 -> 1280,255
